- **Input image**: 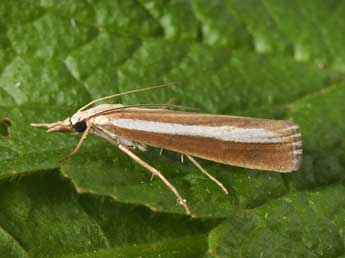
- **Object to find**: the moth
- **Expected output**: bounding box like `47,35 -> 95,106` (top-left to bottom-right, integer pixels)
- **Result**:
32,84 -> 302,215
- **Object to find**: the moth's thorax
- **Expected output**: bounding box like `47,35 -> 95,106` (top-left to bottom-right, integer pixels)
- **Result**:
70,104 -> 124,124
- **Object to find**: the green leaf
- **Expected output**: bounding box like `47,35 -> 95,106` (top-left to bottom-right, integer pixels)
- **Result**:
0,171 -> 212,258
208,185 -> 345,257
1,1 -> 345,257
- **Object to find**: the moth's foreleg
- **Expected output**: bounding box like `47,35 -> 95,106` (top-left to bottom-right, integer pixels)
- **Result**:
117,144 -> 192,216
185,154 -> 229,195
60,124 -> 92,162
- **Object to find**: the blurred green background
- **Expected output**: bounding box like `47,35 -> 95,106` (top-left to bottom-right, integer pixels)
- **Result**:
1,1 -> 345,257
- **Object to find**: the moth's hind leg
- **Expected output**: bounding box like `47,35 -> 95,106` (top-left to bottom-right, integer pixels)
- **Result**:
185,154 -> 229,195
117,144 -> 192,216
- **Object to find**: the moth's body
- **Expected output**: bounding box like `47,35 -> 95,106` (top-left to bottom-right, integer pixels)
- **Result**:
72,104 -> 301,173
31,85 -> 303,216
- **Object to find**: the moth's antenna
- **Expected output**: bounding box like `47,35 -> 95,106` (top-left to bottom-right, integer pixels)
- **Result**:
89,103 -> 198,118
78,82 -> 176,112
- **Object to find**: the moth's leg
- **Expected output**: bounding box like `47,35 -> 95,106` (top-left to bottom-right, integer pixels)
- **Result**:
135,142 -> 147,152
117,144 -> 191,216
180,153 -> 184,163
185,154 -> 229,195
60,124 -> 92,162
165,97 -> 176,106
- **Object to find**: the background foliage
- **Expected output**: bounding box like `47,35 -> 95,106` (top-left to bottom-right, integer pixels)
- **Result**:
0,1 -> 345,257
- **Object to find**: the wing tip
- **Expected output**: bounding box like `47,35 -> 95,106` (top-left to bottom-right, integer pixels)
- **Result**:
277,121 -> 303,172
289,122 -> 303,171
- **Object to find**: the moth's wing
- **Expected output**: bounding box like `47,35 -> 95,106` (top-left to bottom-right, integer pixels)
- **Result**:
96,109 -> 302,172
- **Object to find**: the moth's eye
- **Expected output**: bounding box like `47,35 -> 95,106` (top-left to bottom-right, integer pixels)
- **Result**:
73,121 -> 87,132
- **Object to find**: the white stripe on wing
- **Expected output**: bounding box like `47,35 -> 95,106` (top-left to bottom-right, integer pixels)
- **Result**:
101,118 -> 283,143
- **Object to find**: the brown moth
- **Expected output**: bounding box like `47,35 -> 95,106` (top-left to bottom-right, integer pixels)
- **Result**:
32,84 -> 302,215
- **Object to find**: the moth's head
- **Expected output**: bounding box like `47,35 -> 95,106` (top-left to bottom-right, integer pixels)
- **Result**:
31,104 -> 122,133
31,110 -> 90,133
31,117 -> 89,133
69,111 -> 89,133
